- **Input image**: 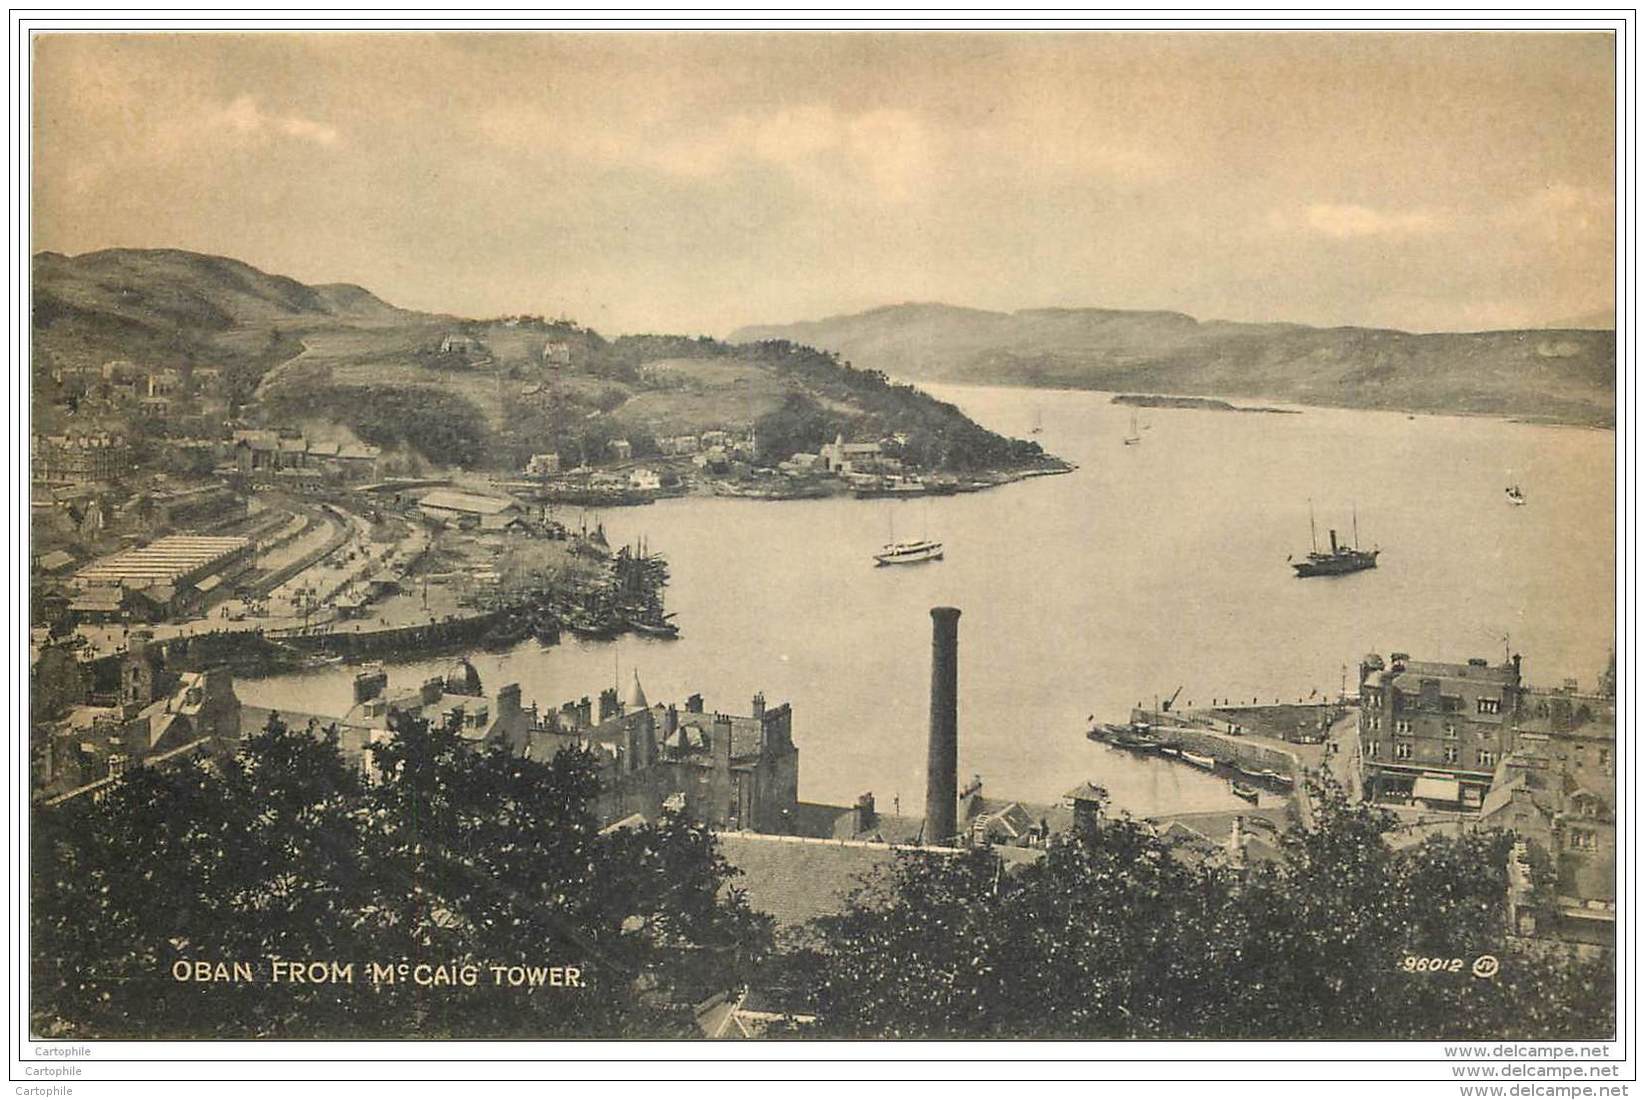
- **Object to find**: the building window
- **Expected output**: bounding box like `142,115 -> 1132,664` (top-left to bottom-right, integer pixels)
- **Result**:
1395,719 -> 1413,735
1477,698 -> 1500,715
1568,829 -> 1598,853
1367,740 -> 1380,758
1477,749 -> 1497,768
1443,723 -> 1457,739
1394,742 -> 1413,760
1443,745 -> 1458,764
1600,748 -> 1612,770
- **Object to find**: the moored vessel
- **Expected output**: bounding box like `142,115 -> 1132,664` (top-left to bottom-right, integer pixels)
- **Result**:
1122,410 -> 1141,446
1290,501 -> 1379,577
874,538 -> 944,566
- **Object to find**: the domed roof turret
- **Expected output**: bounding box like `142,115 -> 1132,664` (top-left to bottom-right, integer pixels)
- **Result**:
445,657 -> 483,696
623,670 -> 648,712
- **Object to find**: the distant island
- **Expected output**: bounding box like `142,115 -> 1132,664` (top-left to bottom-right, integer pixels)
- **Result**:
732,302 -> 1617,429
1112,394 -> 1299,415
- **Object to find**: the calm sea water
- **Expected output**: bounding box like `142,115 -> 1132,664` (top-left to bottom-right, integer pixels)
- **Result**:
238,385 -> 1616,819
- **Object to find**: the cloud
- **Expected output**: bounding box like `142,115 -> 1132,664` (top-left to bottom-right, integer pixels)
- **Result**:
639,104 -> 937,204
208,95 -> 340,147
1286,203 -> 1440,239
482,100 -> 934,203
1511,183 -> 1613,240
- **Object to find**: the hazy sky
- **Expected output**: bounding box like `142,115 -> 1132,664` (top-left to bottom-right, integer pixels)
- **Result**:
33,31 -> 1616,335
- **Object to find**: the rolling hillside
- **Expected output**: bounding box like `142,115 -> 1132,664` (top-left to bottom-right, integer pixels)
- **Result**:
733,303 -> 1618,428
32,249 -> 1047,474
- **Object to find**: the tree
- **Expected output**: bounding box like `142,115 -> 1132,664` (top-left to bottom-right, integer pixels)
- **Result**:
791,780 -> 1613,1040
31,713 -> 371,1038
30,711 -> 772,1039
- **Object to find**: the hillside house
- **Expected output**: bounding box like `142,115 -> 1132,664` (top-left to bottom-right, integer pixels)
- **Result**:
527,453 -> 562,476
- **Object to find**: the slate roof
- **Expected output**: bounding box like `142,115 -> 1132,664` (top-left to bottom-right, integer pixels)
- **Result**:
716,833 -> 923,929
37,550 -> 75,572
717,832 -> 1042,931
419,490 -> 519,515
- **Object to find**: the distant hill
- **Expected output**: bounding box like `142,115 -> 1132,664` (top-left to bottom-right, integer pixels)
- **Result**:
733,303 -> 1617,428
31,249 -> 1047,474
34,248 -> 415,332
32,249 -> 427,415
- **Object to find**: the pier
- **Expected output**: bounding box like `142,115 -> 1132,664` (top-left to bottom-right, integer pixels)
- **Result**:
1101,700 -> 1361,829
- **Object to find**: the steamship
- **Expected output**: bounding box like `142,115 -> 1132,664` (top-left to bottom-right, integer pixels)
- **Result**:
873,507 -> 943,566
1290,501 -> 1378,578
875,538 -> 944,566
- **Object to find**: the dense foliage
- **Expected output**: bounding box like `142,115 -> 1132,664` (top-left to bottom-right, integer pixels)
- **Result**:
779,783 -> 1613,1040
31,714 -> 771,1039
732,339 -> 1048,470
269,383 -> 492,468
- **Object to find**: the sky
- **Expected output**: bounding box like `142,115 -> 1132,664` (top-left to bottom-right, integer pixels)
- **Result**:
32,31 -> 1617,336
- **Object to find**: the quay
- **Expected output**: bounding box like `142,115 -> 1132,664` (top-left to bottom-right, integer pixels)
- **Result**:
1095,699 -> 1362,828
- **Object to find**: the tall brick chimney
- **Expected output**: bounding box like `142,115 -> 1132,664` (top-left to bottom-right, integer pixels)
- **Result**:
926,606 -> 961,847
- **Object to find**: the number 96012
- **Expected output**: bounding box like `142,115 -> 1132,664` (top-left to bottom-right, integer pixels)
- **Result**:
1400,955 -> 1464,973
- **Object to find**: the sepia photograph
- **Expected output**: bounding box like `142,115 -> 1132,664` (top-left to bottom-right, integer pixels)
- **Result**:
17,20 -> 1625,1060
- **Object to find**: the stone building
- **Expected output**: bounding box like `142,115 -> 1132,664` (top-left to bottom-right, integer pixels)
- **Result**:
527,452 -> 562,476
35,630 -> 243,804
333,664 -> 802,835
1481,683 -> 1616,950
32,432 -> 130,486
526,676 -> 800,832
818,433 -> 884,475
1357,652 -> 1524,808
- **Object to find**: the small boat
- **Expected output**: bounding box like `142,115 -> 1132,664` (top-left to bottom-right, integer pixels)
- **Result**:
1230,780 -> 1261,804
854,475 -> 929,499
1182,750 -> 1217,770
561,603 -> 622,640
1122,410 -> 1141,446
1109,728 -> 1163,752
1260,769 -> 1294,787
624,609 -> 680,639
481,614 -> 529,650
1158,745 -> 1182,759
1506,484 -> 1527,506
1030,408 -> 1044,435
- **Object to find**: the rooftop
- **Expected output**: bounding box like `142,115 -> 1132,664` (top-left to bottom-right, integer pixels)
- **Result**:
74,534 -> 250,588
418,489 -> 520,516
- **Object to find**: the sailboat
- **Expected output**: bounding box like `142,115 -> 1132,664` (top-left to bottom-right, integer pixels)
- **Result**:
1030,408 -> 1043,435
1505,484 -> 1527,506
1290,500 -> 1379,577
874,504 -> 943,566
1122,411 -> 1141,446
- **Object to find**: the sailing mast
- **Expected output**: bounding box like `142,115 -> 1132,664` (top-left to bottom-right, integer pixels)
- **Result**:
1352,504 -> 1359,550
1309,498 -> 1318,554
